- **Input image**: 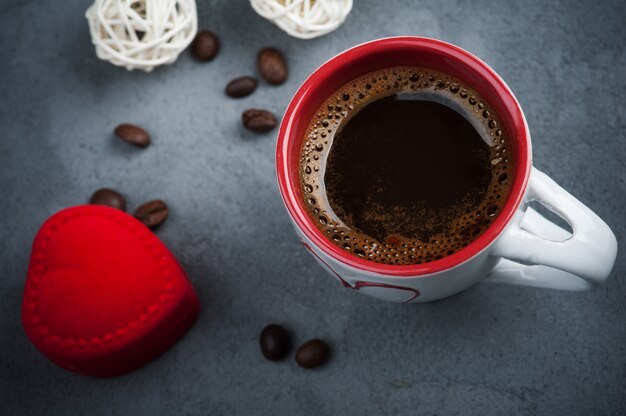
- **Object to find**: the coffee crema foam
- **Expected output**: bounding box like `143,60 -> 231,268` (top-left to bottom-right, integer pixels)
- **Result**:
299,67 -> 513,265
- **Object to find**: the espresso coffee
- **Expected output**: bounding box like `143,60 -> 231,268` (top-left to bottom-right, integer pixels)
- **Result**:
299,67 -> 513,265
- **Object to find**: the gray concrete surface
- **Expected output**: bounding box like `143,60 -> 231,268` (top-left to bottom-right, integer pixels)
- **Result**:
1,0 -> 625,415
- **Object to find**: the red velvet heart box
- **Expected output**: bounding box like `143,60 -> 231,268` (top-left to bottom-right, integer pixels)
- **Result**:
21,205 -> 200,377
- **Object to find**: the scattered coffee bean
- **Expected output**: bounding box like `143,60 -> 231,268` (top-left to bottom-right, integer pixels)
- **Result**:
191,30 -> 219,61
225,76 -> 258,98
259,324 -> 291,361
89,188 -> 126,211
134,200 -> 168,229
114,124 -> 150,148
257,47 -> 288,85
242,109 -> 277,133
295,339 -> 330,369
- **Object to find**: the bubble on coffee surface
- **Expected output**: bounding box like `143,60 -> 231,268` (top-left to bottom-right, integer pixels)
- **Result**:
299,67 -> 513,265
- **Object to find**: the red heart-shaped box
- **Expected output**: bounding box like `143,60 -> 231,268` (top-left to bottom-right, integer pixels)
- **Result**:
21,205 -> 200,377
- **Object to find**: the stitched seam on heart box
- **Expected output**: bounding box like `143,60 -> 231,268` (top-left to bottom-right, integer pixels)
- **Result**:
24,208 -> 176,350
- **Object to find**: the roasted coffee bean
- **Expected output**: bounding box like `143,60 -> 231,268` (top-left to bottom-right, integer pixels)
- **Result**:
242,109 -> 277,133
259,324 -> 291,361
89,188 -> 126,211
114,124 -> 150,148
257,47 -> 288,85
134,200 -> 168,229
225,76 -> 258,98
192,30 -> 219,61
295,339 -> 330,369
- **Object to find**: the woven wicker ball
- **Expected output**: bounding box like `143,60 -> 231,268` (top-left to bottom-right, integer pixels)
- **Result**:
86,0 -> 198,72
250,0 -> 353,39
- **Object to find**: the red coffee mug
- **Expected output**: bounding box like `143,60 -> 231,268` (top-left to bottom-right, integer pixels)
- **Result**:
276,37 -> 617,303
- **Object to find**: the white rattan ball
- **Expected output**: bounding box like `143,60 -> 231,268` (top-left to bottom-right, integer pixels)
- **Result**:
86,0 -> 198,72
250,0 -> 353,39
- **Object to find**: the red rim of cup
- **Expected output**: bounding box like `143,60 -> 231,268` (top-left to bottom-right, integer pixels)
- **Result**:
276,37 -> 531,277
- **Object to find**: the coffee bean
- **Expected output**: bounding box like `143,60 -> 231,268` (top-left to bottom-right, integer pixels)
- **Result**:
295,339 -> 330,369
242,109 -> 277,133
134,200 -> 168,229
90,188 -> 126,211
257,47 -> 288,85
259,324 -> 291,361
114,124 -> 150,148
192,30 -> 219,61
225,76 -> 258,98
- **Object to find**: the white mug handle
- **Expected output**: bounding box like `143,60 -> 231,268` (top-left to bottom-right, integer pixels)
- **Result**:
483,167 -> 618,291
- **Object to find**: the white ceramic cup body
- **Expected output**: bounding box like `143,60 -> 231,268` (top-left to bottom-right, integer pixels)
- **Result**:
277,37 -> 618,303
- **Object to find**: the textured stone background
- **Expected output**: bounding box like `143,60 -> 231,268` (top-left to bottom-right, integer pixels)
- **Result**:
1,0 -> 624,415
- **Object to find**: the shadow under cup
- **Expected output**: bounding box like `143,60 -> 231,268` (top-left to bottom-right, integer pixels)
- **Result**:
276,37 -> 531,277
